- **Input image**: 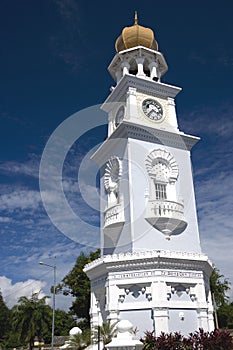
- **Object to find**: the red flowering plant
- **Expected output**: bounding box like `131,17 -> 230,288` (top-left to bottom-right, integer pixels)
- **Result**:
188,328 -> 233,350
142,330 -> 188,350
141,328 -> 233,350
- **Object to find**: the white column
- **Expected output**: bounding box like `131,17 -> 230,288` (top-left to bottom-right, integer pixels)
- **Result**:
90,291 -> 100,328
121,61 -> 130,76
167,98 -> 178,129
106,280 -> 120,322
196,283 -> 206,303
152,307 -> 169,336
108,111 -> 115,136
151,281 -> 168,306
136,57 -> 145,77
195,282 -> 210,331
151,281 -> 169,336
148,61 -> 158,80
197,308 -> 209,331
126,87 -> 137,119
207,291 -> 215,331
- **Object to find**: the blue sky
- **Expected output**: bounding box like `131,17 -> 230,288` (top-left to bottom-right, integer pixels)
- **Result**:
0,0 -> 233,310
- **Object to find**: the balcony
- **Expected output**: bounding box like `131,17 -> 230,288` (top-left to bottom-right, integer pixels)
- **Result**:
145,199 -> 187,237
104,202 -> 125,229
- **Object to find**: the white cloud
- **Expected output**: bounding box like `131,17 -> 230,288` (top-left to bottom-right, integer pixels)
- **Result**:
0,216 -> 11,222
192,137 -> 233,295
0,276 -> 46,308
201,235 -> 233,299
0,275 -> 74,311
0,155 -> 39,178
0,190 -> 41,211
52,0 -> 80,21
189,47 -> 233,69
49,0 -> 84,72
176,101 -> 233,296
181,102 -> 233,138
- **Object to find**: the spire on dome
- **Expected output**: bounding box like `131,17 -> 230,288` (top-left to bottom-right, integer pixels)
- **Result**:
134,11 -> 138,25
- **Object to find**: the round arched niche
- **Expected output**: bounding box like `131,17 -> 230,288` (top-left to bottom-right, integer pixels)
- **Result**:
104,156 -> 122,194
145,149 -> 179,183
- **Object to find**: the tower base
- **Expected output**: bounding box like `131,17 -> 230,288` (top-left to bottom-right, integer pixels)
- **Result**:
84,250 -> 215,338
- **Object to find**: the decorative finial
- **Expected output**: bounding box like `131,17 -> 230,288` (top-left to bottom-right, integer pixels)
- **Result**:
134,11 -> 138,25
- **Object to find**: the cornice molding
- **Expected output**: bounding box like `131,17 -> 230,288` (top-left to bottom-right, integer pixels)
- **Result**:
84,249 -> 213,280
91,122 -> 200,164
102,74 -> 182,111
120,122 -> 200,151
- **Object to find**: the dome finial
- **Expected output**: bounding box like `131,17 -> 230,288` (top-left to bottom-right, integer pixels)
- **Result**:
134,11 -> 138,25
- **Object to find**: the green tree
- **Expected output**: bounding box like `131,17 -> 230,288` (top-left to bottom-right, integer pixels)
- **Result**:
0,292 -> 11,344
210,267 -> 230,307
12,293 -> 52,350
3,332 -> 25,350
54,309 -> 77,336
218,302 -> 233,329
210,267 -> 232,329
57,249 -> 100,326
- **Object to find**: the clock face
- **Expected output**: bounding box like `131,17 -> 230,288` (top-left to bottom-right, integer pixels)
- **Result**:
115,106 -> 125,127
142,99 -> 163,121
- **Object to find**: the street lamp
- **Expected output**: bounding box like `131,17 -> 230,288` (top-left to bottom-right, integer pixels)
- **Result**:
39,257 -> 56,350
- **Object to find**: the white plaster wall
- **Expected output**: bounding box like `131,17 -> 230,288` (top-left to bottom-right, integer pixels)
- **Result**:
99,134 -> 202,254
169,309 -> 198,335
99,138 -> 133,255
119,309 -> 153,338
128,138 -> 202,253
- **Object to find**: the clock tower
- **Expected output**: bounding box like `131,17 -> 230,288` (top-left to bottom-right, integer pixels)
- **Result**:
84,14 -> 214,338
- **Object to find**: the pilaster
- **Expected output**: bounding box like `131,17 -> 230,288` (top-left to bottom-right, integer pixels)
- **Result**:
207,291 -> 215,330
152,307 -> 169,336
197,308 -> 209,330
126,87 -> 137,119
167,97 -> 178,129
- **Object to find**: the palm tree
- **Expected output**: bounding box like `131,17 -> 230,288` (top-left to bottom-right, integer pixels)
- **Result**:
93,321 -> 118,347
68,329 -> 91,350
12,292 -> 51,350
210,267 -> 230,307
210,267 -> 231,328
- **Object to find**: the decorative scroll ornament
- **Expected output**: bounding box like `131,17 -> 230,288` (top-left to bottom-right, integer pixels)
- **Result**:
145,149 -> 179,183
104,157 -> 122,193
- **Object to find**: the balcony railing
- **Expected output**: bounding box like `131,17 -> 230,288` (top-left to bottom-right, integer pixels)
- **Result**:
145,199 -> 187,237
104,202 -> 125,228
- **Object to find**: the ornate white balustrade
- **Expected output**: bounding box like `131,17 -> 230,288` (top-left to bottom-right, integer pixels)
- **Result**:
145,199 -> 187,237
104,202 -> 125,228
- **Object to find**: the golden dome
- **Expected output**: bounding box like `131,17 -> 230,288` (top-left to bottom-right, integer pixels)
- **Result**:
115,12 -> 158,53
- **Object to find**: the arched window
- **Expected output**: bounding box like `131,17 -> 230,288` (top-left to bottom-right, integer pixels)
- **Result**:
145,149 -> 179,201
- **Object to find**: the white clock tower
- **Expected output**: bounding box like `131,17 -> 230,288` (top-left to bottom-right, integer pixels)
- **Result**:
84,14 -> 214,337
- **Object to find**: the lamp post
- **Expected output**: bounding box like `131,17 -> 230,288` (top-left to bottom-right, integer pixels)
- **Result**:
39,257 -> 56,350
96,300 -> 100,350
